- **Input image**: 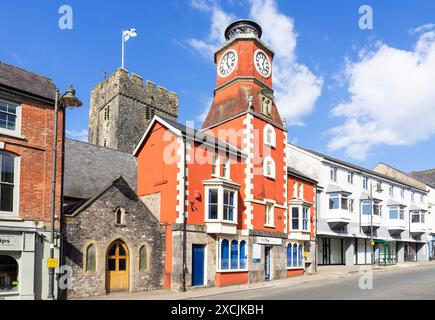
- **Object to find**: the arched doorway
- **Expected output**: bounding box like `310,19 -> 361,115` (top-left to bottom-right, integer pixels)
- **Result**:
106,240 -> 129,292
0,255 -> 19,292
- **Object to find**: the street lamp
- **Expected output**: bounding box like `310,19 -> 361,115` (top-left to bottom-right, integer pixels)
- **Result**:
369,181 -> 383,265
48,85 -> 82,300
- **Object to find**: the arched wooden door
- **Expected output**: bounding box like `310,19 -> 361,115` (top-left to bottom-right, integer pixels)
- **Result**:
106,240 -> 129,292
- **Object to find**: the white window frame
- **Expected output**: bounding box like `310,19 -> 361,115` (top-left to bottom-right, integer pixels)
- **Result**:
222,157 -> 230,179
347,171 -> 354,184
388,206 -> 405,220
204,185 -> 238,224
264,201 -> 275,227
287,242 -> 304,269
293,181 -> 297,199
0,99 -> 22,138
263,124 -> 276,148
289,204 -> 311,232
263,156 -> 276,179
217,238 -> 248,272
389,184 -> 394,197
363,176 -> 368,190
212,154 -> 220,177
0,152 -> 20,217
330,167 -> 337,182
400,188 -> 405,199
299,183 -> 304,200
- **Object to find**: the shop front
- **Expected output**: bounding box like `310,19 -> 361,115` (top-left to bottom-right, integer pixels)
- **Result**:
317,237 -> 344,265
0,231 -> 25,300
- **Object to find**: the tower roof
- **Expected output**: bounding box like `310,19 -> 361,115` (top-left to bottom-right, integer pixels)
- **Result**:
224,19 -> 262,40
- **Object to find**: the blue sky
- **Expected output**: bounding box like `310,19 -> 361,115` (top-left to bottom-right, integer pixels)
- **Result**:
1,0 -> 434,173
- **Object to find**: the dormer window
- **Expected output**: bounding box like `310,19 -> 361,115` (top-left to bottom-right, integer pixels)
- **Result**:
263,124 -> 276,148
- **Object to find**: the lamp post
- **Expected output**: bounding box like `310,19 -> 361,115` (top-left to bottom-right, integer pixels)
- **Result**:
369,181 -> 383,265
48,85 -> 82,300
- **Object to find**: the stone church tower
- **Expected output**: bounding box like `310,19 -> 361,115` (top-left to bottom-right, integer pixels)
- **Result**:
88,67 -> 178,153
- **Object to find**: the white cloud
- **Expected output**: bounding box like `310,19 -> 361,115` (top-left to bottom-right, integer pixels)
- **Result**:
66,129 -> 88,142
187,0 -> 234,60
328,25 -> 435,160
188,0 -> 322,125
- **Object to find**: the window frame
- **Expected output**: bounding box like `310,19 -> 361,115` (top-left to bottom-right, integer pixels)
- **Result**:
204,185 -> 238,224
217,238 -> 248,272
263,156 -> 276,179
264,201 -> 275,227
289,204 -> 311,232
85,244 -> 96,273
0,99 -> 21,138
330,167 -> 337,182
222,157 -> 230,179
0,151 -> 20,217
263,124 -> 276,148
347,171 -> 354,184
287,243 -> 304,269
211,154 -> 220,177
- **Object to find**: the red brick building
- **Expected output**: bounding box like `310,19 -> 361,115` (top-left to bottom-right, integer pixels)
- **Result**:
0,62 -> 63,299
134,20 -> 317,291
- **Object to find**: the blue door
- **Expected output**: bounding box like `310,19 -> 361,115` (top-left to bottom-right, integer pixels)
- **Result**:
192,245 -> 205,286
265,246 -> 271,281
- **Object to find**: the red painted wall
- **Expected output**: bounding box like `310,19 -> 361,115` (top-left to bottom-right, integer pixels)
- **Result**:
215,272 -> 249,287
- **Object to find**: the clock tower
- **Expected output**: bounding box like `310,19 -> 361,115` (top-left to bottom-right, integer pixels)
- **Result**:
202,19 -> 284,130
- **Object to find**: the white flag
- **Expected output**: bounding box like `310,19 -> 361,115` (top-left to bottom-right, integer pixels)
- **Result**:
123,28 -> 137,42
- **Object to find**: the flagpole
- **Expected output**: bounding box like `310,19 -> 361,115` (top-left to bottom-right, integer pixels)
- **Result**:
121,29 -> 125,68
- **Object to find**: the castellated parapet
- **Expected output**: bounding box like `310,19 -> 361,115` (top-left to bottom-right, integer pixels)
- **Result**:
88,67 -> 179,154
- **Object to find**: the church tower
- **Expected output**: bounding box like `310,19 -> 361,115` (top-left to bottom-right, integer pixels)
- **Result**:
88,68 -> 178,154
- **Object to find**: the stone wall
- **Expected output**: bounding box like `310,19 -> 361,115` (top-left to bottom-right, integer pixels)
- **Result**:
88,68 -> 178,154
62,178 -> 165,299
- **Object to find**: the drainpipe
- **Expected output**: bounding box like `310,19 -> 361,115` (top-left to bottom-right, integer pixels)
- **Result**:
314,188 -> 319,273
182,135 -> 187,292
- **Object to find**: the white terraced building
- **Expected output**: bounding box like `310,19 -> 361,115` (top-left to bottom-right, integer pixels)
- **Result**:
287,145 -> 431,266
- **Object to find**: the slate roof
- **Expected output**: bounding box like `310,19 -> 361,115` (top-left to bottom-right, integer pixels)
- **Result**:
134,116 -> 246,158
0,61 -> 56,102
287,167 -> 317,184
409,169 -> 435,188
292,144 -> 427,192
64,139 -> 137,199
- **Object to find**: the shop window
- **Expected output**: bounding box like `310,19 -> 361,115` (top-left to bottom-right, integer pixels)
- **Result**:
230,240 -> 238,269
239,241 -> 247,269
298,245 -> 303,267
86,244 -> 96,272
221,239 -> 229,270
0,255 -> 18,292
292,244 -> 298,267
219,239 -> 247,271
139,245 -> 148,272
287,244 -> 292,267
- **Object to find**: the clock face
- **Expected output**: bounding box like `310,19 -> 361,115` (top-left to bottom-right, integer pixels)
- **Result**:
254,50 -> 271,78
218,49 -> 237,78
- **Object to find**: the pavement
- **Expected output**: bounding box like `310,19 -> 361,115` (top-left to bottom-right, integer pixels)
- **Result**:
81,260 -> 435,300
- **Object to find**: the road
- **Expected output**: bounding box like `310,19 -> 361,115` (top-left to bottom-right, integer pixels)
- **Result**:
191,265 -> 435,300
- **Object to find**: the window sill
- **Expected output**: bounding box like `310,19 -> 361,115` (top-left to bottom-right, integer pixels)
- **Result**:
264,143 -> 276,149
264,176 -> 276,180
205,219 -> 237,225
290,229 -> 310,233
264,224 -> 276,229
216,269 -> 248,273
0,214 -> 21,221
287,267 -> 304,270
0,130 -> 24,140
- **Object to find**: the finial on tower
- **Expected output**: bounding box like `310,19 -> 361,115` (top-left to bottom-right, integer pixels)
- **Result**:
224,19 -> 262,41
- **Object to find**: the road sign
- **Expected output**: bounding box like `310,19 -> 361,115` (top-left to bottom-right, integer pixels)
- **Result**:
47,258 -> 58,268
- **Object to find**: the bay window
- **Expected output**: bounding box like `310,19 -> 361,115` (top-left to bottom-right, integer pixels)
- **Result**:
329,193 -> 353,213
218,238 -> 248,271
411,212 -> 425,223
289,203 -> 311,232
389,206 -> 405,220
208,189 -> 218,219
204,179 -> 239,224
361,200 -> 381,216
223,190 -> 235,221
292,207 -> 299,230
